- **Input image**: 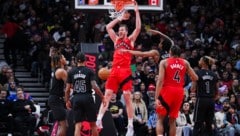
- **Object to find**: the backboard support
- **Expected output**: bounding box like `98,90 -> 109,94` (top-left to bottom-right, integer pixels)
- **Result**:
75,0 -> 163,11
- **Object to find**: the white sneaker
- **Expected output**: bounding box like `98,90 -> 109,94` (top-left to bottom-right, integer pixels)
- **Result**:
96,120 -> 103,129
125,125 -> 134,136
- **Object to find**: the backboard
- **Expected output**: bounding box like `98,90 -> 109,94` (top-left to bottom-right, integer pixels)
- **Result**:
75,0 -> 163,11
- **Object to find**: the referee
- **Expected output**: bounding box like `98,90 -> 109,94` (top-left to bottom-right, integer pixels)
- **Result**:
191,56 -> 219,136
65,52 -> 106,136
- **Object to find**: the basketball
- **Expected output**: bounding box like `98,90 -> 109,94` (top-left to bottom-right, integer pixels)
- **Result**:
98,68 -> 111,80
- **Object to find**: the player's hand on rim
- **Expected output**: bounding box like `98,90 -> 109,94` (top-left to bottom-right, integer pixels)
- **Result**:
133,0 -> 139,12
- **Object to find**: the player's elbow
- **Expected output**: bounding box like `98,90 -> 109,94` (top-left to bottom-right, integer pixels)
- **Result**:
136,24 -> 141,30
106,24 -> 111,31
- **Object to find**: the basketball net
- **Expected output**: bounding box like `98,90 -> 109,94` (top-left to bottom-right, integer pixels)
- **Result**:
108,0 -> 133,19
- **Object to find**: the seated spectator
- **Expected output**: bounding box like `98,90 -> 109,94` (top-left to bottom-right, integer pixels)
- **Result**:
214,105 -> 227,135
12,89 -> 36,136
176,101 -> 194,136
221,71 -> 233,92
132,91 -> 148,136
5,68 -> 19,85
146,84 -> 155,113
232,79 -> 240,95
6,81 -> 17,101
108,93 -> 126,136
215,98 -> 223,112
147,110 -> 157,136
229,93 -> 239,106
0,87 -> 14,134
224,104 -> 240,136
188,93 -> 197,110
218,85 -> 229,103
139,82 -> 149,108
7,85 -> 32,101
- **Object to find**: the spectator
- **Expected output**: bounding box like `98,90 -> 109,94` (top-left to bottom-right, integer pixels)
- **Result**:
145,69 -> 156,86
218,85 -> 229,103
0,17 -> 19,68
108,93 -> 126,136
0,87 -> 14,134
0,65 -> 9,85
232,79 -> 240,95
5,68 -> 19,85
147,110 -> 157,136
7,85 -> 32,101
211,63 -> 221,79
221,71 -> 233,92
176,101 -> 194,136
12,89 -> 36,136
229,93 -> 239,107
61,37 -> 75,65
188,93 -> 197,110
132,91 -> 148,136
214,103 -> 227,135
224,104 -> 240,136
188,49 -> 200,69
147,83 -> 155,113
139,82 -> 149,109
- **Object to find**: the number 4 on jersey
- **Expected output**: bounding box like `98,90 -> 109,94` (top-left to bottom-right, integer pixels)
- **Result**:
173,70 -> 180,83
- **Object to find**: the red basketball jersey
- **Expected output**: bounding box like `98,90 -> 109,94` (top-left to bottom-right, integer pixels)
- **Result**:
163,58 -> 186,87
112,38 -> 133,68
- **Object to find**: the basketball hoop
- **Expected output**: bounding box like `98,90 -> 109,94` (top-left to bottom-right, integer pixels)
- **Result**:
108,0 -> 133,19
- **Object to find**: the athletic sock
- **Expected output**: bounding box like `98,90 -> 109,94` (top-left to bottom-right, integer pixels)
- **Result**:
128,118 -> 133,126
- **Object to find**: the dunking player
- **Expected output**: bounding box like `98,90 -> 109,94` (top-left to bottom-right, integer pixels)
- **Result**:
155,45 -> 198,136
96,1 -> 141,136
65,52 -> 106,136
191,56 -> 219,136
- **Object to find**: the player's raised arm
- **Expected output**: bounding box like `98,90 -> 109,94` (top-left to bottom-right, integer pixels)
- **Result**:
129,1 -> 141,44
148,29 -> 174,46
106,18 -> 119,42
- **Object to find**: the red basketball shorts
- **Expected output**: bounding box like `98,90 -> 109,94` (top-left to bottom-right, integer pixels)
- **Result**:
105,67 -> 132,93
156,86 -> 184,119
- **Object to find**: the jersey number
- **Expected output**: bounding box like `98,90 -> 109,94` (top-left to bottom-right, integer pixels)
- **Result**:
74,80 -> 86,93
173,70 -> 180,83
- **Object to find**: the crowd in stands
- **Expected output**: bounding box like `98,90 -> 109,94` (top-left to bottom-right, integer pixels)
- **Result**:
0,0 -> 240,135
